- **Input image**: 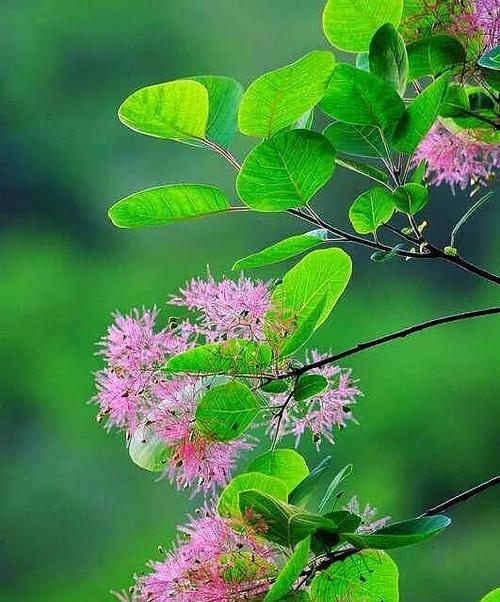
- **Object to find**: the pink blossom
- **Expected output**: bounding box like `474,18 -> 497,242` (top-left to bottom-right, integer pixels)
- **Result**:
414,124 -> 500,191
170,274 -> 271,342
450,0 -> 499,49
345,496 -> 390,534
269,351 -> 361,447
136,506 -> 277,602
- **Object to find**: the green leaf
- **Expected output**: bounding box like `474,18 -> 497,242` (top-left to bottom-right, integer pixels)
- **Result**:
118,79 -> 208,140
290,456 -> 353,513
195,381 -> 262,442
128,424 -> 169,472
369,23 -> 408,95
311,550 -> 399,602
232,229 -> 328,271
260,380 -> 290,394
371,243 -> 405,263
392,183 -> 428,215
247,449 -> 310,493
190,76 -> 244,147
293,374 -> 328,402
323,0 -> 403,52
279,593 -> 311,602
239,489 -> 337,547
217,472 -> 288,517
323,122 -> 386,158
266,248 -> 352,356
321,64 -> 405,129
411,160 -> 427,184
238,51 -> 335,138
478,46 -> 500,71
343,515 -> 451,549
165,339 -> 273,375
324,510 -> 361,533
237,130 -> 336,212
439,84 -> 470,118
481,589 -> 500,602
108,184 -> 231,229
336,157 -> 389,185
407,35 -> 466,81
356,52 -> 370,72
349,186 -> 394,234
392,73 -> 450,153
450,191 -> 493,248
264,536 -> 311,602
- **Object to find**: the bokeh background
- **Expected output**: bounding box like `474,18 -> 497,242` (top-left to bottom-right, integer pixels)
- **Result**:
1,1 -> 499,601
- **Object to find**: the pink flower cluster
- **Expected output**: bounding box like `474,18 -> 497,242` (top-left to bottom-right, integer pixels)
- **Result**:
270,351 -> 361,447
133,506 -> 277,602
452,0 -> 499,49
414,124 -> 499,191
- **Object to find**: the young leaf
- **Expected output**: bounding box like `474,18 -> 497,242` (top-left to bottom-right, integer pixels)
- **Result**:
118,79 -> 208,140
237,130 -> 336,212
407,35 -> 466,80
238,489 -> 337,547
128,424 -> 169,472
392,183 -> 429,215
266,248 -> 352,356
321,64 -> 405,129
232,229 -> 328,271
195,381 -> 262,442
293,374 -> 328,402
247,449 -> 310,493
108,184 -> 231,229
190,76 -> 244,147
238,51 -> 335,138
349,186 -> 395,234
264,536 -> 311,602
343,514 -> 451,549
369,23 -> 408,95
323,122 -> 386,158
392,73 -> 450,153
323,0 -> 403,52
165,339 -> 273,375
217,472 -> 288,517
311,550 -> 399,602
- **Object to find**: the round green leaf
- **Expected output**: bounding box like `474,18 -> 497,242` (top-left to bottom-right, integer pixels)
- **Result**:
293,374 -> 328,402
118,79 -> 208,140
128,424 -> 169,472
247,449 -> 310,493
369,23 -> 408,95
190,76 -> 244,147
237,130 -> 336,212
232,229 -> 328,271
343,515 -> 451,550
195,381 -> 262,442
217,472 -> 288,517
323,0 -> 403,52
311,550 -> 399,602
266,248 -> 352,356
349,186 -> 395,234
108,184 -> 231,229
392,73 -> 450,153
321,64 -> 405,129
323,122 -> 386,158
238,51 -> 335,138
392,183 -> 428,215
407,35 -> 466,81
264,536 -> 311,602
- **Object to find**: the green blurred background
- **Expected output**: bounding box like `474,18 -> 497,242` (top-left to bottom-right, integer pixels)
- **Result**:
1,1 -> 498,601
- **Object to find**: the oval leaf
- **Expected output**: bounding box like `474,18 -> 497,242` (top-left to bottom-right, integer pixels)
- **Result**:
343,514 -> 451,550
118,79 -> 208,140
108,184 -> 231,229
349,186 -> 395,234
392,183 -> 428,215
238,51 -> 335,138
369,23 -> 408,95
237,130 -> 336,212
128,424 -> 169,472
165,339 -> 272,375
321,64 -> 405,129
407,35 -> 466,81
247,449 -> 310,493
323,122 -> 386,158
264,536 -> 311,602
293,374 -> 328,402
217,472 -> 288,517
232,229 -> 328,271
323,0 -> 403,52
311,550 -> 399,602
195,381 -> 262,442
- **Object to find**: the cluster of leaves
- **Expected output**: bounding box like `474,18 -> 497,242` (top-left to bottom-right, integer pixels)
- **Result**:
100,0 -> 499,600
